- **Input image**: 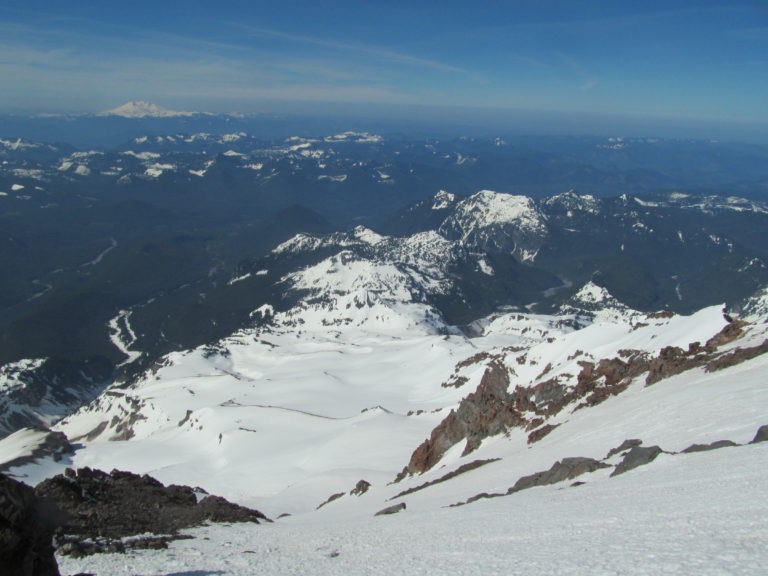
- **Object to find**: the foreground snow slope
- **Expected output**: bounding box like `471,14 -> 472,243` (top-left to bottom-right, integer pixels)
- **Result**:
7,272 -> 765,520
59,441 -> 768,576
2,237 -> 767,575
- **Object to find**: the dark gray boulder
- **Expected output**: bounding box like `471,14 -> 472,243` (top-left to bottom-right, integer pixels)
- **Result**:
611,445 -> 663,476
350,479 -> 371,496
682,440 -> 738,453
375,502 -> 406,516
34,467 -> 269,556
508,457 -> 609,493
750,424 -> 768,444
605,439 -> 642,459
316,492 -> 345,510
0,473 -> 62,576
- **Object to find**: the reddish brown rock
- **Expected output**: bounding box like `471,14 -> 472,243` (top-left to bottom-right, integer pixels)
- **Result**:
403,361 -> 522,476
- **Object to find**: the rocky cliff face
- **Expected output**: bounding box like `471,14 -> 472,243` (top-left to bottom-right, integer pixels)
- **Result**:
0,474 -> 62,576
403,361 -> 523,477
401,313 -> 768,478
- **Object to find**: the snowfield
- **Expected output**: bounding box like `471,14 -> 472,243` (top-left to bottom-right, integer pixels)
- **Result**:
2,229 -> 767,575
58,442 -> 768,575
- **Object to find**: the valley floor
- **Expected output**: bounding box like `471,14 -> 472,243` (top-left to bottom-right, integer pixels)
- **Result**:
59,440 -> 768,576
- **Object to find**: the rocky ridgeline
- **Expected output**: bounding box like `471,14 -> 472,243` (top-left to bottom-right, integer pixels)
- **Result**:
0,429 -> 73,474
0,358 -> 112,439
0,467 -> 270,574
38,467 -> 269,556
398,361 -> 523,479
401,318 -> 768,477
451,424 -> 768,508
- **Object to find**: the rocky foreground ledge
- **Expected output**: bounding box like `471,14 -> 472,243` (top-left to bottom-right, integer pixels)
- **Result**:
1,467 -> 269,575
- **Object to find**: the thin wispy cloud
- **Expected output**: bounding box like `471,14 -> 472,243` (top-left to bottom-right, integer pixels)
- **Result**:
236,24 -> 471,75
0,14 -> 469,112
0,1 -> 765,124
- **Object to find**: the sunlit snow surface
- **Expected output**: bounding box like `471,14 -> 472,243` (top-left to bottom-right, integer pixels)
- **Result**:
59,443 -> 768,575
3,246 -> 768,575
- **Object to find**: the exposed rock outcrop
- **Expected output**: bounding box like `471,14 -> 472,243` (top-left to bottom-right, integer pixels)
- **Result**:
402,352 -> 651,476
350,479 -> 371,496
402,362 -> 523,476
646,321 -> 760,384
35,467 -> 269,555
573,354 -> 649,408
374,502 -> 406,516
403,313 -> 768,477
0,474 -> 62,576
611,446 -> 663,476
507,457 -> 609,493
751,424 -> 768,444
605,439 -> 643,459
393,459 -> 500,500
704,319 -> 747,351
705,340 -> 768,372
681,440 -> 739,453
527,423 -> 559,444
316,492 -> 345,510
646,346 -> 701,385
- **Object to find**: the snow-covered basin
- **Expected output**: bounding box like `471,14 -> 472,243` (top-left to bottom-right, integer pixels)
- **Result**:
52,330 -> 486,512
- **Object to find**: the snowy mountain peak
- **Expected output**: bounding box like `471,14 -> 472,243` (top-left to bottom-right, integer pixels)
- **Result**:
569,281 -> 617,306
559,281 -> 642,325
458,190 -> 541,223
439,190 -> 548,261
274,251 -> 451,336
100,101 -> 194,118
541,190 -> 601,215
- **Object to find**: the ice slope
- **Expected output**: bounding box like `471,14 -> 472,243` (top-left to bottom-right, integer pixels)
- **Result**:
49,330 -> 478,513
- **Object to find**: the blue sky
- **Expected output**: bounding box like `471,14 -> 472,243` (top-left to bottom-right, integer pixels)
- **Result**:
1,1 -> 766,133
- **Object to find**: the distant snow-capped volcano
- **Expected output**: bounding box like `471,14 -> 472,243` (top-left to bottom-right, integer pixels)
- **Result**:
99,101 -> 195,118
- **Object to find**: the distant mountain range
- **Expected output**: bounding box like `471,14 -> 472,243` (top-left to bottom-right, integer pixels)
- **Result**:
2,237 -> 767,552
1,119 -> 768,573
0,124 -> 767,440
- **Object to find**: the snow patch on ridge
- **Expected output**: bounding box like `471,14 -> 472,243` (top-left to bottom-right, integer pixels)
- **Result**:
432,190 -> 456,210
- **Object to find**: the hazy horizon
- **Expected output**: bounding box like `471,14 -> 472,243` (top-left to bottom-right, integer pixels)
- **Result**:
2,100 -> 767,146
1,1 -> 766,144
